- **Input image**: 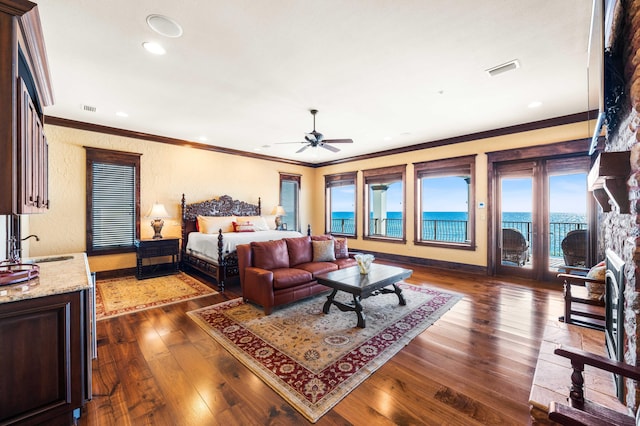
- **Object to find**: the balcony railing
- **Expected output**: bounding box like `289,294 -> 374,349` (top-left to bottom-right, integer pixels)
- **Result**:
331,216 -> 587,257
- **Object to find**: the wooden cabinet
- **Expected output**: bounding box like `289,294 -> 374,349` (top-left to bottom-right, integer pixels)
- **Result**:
18,77 -> 49,213
135,238 -> 180,279
0,290 -> 91,425
0,1 -> 53,215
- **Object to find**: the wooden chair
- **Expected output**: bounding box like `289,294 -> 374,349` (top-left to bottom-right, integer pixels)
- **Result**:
549,345 -> 639,425
557,266 -> 605,330
502,228 -> 529,266
561,229 -> 588,267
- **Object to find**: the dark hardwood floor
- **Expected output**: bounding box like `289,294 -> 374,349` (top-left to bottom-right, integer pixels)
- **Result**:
82,262 -> 565,425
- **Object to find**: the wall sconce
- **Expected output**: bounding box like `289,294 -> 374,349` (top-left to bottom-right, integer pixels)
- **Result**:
147,203 -> 170,239
271,205 -> 286,230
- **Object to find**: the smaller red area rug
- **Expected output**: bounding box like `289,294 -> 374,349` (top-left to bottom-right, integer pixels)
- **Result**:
188,283 -> 461,422
96,272 -> 217,320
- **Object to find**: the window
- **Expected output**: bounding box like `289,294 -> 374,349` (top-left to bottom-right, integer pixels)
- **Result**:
86,147 -> 141,255
325,172 -> 357,236
279,173 -> 300,232
363,165 -> 406,241
414,155 -> 475,249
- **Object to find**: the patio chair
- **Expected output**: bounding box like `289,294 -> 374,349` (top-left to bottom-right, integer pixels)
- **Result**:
561,229 -> 587,267
501,228 -> 529,266
557,264 -> 605,330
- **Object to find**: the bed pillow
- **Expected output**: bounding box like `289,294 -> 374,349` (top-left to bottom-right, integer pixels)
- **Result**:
262,215 -> 278,230
233,221 -> 255,232
237,216 -> 269,231
197,215 -> 236,234
251,239 -> 289,270
333,237 -> 348,259
312,239 -> 336,262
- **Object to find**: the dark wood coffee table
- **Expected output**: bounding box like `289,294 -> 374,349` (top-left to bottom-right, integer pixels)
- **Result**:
316,263 -> 413,328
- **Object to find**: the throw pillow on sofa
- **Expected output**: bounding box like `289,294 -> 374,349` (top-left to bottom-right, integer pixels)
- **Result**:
334,237 -> 348,259
312,234 -> 349,259
312,239 -> 336,262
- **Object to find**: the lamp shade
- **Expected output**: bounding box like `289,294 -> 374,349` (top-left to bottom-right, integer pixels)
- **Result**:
271,205 -> 286,216
147,203 -> 170,218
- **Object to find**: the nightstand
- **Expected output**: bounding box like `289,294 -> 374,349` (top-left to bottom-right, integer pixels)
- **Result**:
135,238 -> 180,279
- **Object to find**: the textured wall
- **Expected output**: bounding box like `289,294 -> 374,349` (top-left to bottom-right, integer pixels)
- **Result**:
28,125 -> 314,271
602,0 -> 640,410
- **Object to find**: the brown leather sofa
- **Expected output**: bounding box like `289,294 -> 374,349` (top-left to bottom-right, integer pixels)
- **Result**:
236,235 -> 356,314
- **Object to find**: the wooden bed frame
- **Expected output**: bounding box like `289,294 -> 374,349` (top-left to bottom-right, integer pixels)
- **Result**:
181,194 -> 261,291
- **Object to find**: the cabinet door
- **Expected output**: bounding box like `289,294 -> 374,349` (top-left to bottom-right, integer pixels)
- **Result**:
17,77 -> 48,213
0,291 -> 89,425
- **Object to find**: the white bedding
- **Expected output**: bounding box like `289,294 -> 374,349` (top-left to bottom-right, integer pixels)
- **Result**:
186,230 -> 303,264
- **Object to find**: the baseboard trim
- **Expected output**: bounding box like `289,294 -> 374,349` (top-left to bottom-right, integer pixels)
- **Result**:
355,250 -> 487,275
94,267 -> 136,280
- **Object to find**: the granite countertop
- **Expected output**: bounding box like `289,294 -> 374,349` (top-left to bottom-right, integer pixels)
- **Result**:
0,252 -> 92,304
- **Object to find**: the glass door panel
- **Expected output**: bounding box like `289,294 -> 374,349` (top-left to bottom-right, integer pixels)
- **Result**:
499,176 -> 534,274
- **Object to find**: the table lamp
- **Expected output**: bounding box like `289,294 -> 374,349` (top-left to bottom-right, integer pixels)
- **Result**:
271,205 -> 286,230
147,203 -> 170,239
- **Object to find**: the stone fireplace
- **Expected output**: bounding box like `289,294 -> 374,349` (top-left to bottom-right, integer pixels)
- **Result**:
605,248 -> 626,399
599,0 -> 640,411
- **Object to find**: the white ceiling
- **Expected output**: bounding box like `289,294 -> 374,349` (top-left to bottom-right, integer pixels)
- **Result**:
35,0 -> 597,164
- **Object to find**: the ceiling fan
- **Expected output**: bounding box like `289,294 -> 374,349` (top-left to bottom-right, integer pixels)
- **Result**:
280,109 -> 353,153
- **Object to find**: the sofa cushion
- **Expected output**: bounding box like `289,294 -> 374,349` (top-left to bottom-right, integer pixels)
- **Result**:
312,239 -> 336,262
285,236 -> 312,266
272,268 -> 313,289
296,261 -> 338,277
333,257 -> 357,269
251,239 -> 289,270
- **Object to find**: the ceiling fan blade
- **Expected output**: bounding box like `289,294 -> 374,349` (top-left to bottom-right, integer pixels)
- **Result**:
321,143 -> 340,153
275,141 -> 306,144
322,138 -> 353,144
296,145 -> 310,153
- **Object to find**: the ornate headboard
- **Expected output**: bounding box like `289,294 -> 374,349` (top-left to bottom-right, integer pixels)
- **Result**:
180,194 -> 261,241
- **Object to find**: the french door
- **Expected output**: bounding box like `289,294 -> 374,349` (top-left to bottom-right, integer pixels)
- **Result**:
494,156 -> 591,281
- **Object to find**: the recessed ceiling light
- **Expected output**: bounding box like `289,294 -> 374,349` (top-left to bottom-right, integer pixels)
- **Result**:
146,14 -> 183,38
198,136 -> 207,141
116,111 -> 128,117
528,101 -> 542,108
383,136 -> 392,141
142,42 -> 166,55
486,59 -> 520,77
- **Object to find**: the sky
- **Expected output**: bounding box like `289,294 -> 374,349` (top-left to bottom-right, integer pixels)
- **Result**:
330,173 -> 588,214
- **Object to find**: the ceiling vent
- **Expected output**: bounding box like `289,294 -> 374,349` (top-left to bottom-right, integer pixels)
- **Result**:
486,59 -> 520,77
81,104 -> 97,113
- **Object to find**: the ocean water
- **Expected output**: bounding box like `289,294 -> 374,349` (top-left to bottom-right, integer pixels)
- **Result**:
331,211 -> 586,222
330,211 -> 587,255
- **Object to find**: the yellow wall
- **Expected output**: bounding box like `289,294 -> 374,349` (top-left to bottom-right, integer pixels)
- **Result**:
28,125 -> 315,271
27,120 -> 592,272
313,121 -> 593,267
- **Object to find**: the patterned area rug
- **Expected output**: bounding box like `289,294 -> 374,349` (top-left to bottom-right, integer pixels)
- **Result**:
96,272 -> 217,320
188,283 -> 461,422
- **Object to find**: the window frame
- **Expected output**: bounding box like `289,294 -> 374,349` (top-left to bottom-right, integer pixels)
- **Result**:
414,155 -> 476,250
325,171 -> 357,237
279,172 -> 300,232
362,164 -> 406,243
85,147 -> 141,256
